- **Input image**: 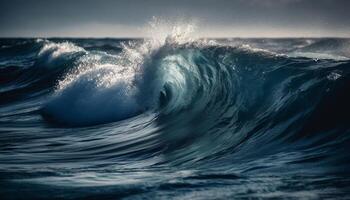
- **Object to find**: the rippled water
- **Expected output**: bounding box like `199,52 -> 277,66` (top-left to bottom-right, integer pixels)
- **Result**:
1,34 -> 350,199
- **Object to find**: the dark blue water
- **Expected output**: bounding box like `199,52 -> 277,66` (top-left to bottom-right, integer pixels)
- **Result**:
1,37 -> 350,199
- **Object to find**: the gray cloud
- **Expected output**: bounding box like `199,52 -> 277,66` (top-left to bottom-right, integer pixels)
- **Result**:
0,0 -> 349,37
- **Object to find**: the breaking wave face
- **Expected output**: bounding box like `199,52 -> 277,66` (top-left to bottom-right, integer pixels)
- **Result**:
1,22 -> 350,199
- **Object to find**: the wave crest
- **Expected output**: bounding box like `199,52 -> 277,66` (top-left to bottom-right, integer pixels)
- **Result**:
37,40 -> 86,67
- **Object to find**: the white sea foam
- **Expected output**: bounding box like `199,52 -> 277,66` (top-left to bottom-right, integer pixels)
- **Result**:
42,18 -> 201,125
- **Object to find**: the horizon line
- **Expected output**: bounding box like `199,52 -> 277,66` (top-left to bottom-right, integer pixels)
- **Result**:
1,36 -> 350,39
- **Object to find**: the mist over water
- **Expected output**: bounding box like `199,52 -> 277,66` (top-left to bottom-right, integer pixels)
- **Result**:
1,22 -> 350,199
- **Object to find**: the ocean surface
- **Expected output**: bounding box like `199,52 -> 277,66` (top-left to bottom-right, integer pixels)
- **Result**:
0,35 -> 350,199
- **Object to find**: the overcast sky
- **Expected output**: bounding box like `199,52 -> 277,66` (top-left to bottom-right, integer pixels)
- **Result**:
0,0 -> 349,37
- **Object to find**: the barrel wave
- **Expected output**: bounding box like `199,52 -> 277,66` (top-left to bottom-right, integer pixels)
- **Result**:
1,31 -> 350,199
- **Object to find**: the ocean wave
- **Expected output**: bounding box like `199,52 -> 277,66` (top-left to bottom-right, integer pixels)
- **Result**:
37,34 -> 350,170
39,32 -> 350,132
